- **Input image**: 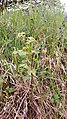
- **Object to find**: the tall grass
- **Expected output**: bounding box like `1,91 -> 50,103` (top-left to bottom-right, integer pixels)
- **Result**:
0,1 -> 67,119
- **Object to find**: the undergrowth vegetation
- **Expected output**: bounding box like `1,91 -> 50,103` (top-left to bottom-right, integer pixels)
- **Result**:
0,1 -> 67,119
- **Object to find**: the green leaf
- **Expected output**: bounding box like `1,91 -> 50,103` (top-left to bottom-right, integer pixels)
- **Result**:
51,93 -> 60,104
27,68 -> 31,76
18,50 -> 27,56
6,87 -> 14,93
8,87 -> 14,93
31,69 -> 36,76
13,51 -> 18,55
19,64 -> 28,69
27,68 -> 36,76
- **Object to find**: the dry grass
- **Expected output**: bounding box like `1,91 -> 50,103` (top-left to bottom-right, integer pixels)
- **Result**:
0,50 -> 67,119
